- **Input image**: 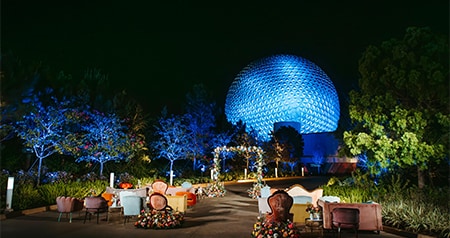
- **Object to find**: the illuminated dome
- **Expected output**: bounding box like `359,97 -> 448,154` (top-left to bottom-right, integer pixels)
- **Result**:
225,54 -> 340,141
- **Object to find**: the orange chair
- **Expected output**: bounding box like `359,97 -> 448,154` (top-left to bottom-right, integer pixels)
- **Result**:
101,192 -> 114,206
175,191 -> 196,207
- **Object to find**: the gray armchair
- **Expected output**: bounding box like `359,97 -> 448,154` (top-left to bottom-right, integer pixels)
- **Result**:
121,195 -> 143,224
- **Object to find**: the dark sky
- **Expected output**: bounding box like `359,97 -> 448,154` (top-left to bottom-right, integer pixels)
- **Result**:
3,1 -> 448,116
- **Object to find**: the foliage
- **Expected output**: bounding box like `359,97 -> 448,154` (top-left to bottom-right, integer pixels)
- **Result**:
209,131 -> 234,171
343,27 -> 449,187
112,93 -> 150,163
152,111 -> 192,185
213,145 -> 265,198
14,96 -> 74,185
230,120 -> 262,171
271,126 -> 304,162
38,181 -> 92,204
13,183 -> 45,210
184,84 -> 217,170
248,180 -> 266,199
66,110 -> 136,175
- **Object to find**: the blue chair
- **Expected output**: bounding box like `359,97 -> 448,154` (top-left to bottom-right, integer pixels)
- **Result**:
121,195 -> 142,224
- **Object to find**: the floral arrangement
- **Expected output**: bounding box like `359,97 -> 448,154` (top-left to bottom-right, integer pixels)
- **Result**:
251,216 -> 300,238
134,209 -> 184,229
306,204 -> 322,219
247,181 -> 264,199
305,204 -> 321,214
204,181 -> 226,197
118,182 -> 133,189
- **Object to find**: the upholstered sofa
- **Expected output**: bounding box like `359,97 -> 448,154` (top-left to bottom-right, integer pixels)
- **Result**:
318,198 -> 383,233
105,187 -> 149,197
286,184 -> 323,223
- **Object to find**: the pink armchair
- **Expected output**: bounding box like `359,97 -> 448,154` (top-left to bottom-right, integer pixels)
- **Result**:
56,196 -> 84,223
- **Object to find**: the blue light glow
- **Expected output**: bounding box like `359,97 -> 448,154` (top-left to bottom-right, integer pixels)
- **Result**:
225,54 -> 340,141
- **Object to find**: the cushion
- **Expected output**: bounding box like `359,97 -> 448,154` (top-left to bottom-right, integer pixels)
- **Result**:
293,195 -> 312,204
319,196 -> 340,203
260,186 -> 271,198
101,192 -> 114,206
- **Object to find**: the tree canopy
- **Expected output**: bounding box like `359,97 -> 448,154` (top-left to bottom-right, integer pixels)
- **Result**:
343,27 -> 449,187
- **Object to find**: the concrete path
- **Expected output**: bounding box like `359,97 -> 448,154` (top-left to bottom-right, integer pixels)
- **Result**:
1,177 -> 407,238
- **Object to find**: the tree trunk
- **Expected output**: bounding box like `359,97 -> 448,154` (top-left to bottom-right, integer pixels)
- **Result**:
193,157 -> 197,171
417,166 -> 425,189
223,157 -> 226,172
37,157 -> 43,186
169,161 -> 174,186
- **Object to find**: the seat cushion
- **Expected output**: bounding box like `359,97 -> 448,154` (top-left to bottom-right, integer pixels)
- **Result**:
121,195 -> 142,216
101,193 -> 114,206
84,196 -> 108,212
292,196 -> 312,204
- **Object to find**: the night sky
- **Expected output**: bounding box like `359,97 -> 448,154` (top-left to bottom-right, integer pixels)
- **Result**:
3,1 -> 448,116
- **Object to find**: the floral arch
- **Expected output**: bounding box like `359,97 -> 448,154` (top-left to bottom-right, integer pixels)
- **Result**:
213,146 -> 265,198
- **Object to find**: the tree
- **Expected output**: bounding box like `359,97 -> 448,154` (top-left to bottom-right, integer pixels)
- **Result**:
183,84 -> 217,170
343,27 -> 449,188
271,126 -> 304,174
230,121 -> 261,177
152,110 -> 192,185
113,92 -> 150,163
68,110 -> 135,176
14,96 -> 72,185
268,131 -> 286,177
210,131 -> 234,171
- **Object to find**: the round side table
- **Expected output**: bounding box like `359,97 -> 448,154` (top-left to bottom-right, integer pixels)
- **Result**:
305,218 -> 323,236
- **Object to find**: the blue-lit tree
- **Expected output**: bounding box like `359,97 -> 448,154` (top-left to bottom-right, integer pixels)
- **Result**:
14,96 -> 72,185
184,84 -> 217,171
152,109 -> 192,185
210,131 -> 234,171
68,109 -> 134,176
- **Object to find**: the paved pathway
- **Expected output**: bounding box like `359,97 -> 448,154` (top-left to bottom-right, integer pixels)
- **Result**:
1,177 -> 407,238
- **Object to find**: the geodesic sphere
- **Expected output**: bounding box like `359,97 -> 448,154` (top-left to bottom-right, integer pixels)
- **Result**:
225,54 -> 340,141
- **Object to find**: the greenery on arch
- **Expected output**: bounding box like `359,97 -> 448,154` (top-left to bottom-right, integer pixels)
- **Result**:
213,145 -> 265,198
